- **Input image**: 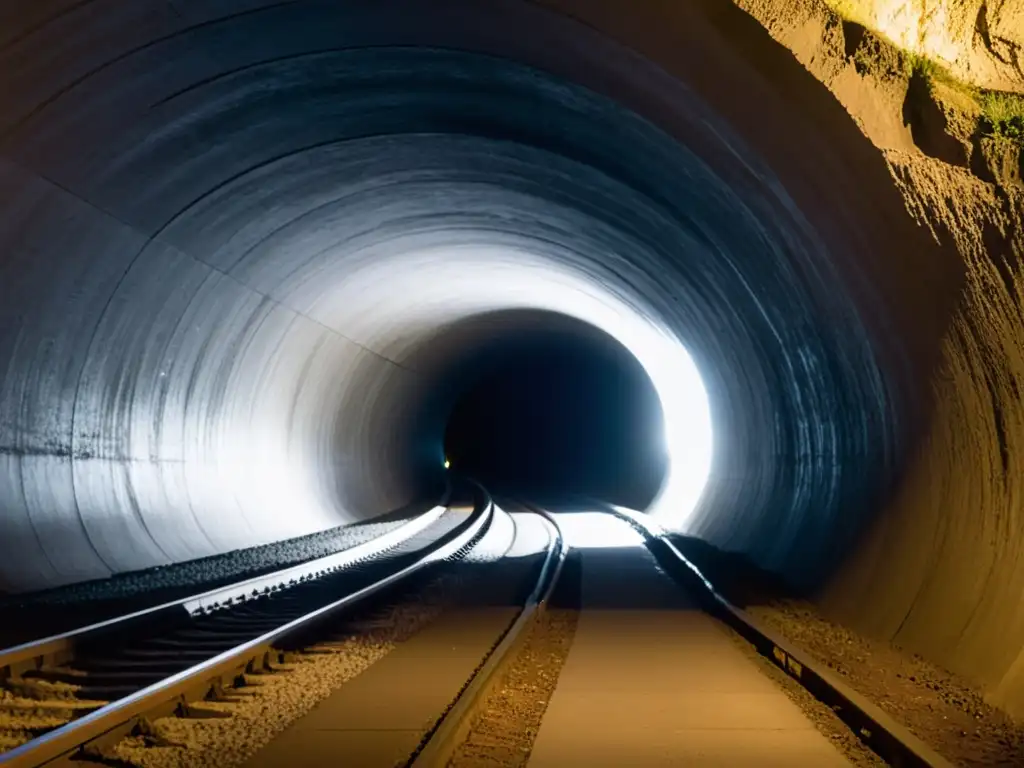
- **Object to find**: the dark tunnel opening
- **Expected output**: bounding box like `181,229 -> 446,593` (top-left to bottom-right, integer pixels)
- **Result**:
440,314 -> 667,508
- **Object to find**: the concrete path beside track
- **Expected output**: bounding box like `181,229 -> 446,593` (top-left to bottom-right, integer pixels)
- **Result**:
245,606 -> 518,768
528,513 -> 851,767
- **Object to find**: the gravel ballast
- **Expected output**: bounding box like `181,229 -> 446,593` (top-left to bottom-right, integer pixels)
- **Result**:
721,620 -> 887,767
0,687 -> 103,753
0,504 -> 435,647
446,607 -> 579,768
747,602 -> 1024,766
447,549 -> 581,768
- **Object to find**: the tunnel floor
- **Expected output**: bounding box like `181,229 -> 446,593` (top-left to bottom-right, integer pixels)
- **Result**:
525,517 -> 853,767
2,501 -> 1023,765
185,510 -> 860,768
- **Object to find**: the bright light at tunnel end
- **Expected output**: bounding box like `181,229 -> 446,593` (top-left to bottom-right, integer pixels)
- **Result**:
343,245 -> 714,532
620,318 -> 713,532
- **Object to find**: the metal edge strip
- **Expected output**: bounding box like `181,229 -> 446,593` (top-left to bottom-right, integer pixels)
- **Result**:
407,503 -> 568,768
603,503 -> 954,768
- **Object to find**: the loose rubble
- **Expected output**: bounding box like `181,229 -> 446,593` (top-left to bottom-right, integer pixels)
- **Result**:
447,608 -> 579,768
722,624 -> 887,767
749,600 -> 1024,766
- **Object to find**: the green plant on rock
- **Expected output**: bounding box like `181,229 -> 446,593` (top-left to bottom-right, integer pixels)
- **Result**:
903,51 -> 960,88
903,52 -> 1024,146
979,92 -> 1024,141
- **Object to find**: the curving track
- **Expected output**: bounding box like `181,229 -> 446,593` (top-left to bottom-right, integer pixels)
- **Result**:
1,496 -> 958,767
0,489 -> 494,767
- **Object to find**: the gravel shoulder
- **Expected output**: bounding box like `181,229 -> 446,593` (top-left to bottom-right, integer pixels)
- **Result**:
720,619 -> 886,767
672,534 -> 1024,767
446,608 -> 579,768
447,550 -> 582,768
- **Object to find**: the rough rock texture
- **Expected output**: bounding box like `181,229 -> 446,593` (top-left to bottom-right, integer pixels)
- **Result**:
975,135 -> 1024,187
738,0 -> 1024,725
825,154 -> 1024,718
826,0 -> 1024,93
738,0 -> 1022,173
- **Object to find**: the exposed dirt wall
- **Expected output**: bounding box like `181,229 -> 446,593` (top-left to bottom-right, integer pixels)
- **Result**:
826,0 -> 1024,93
737,0 -> 1024,719
825,154 -> 1024,717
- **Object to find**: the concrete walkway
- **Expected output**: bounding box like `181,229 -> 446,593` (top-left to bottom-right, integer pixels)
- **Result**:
528,513 -> 851,767
245,607 -> 518,768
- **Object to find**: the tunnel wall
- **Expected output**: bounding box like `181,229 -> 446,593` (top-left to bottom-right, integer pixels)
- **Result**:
822,157 -> 1024,717
532,0 -> 963,572
714,0 -> 1024,716
0,0 -> 935,597
0,153 -> 427,589
3,0 -> 1022,718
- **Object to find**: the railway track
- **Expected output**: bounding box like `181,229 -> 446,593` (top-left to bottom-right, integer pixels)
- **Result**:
2,497 -> 945,767
0,487 -> 494,768
406,503 -> 567,767
103,500 -> 568,768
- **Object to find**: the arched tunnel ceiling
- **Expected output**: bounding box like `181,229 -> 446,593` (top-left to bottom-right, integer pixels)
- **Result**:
0,0 -> 959,606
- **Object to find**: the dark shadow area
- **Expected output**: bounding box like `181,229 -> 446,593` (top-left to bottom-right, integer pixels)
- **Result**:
442,313 -> 666,509
0,492 -> 458,649
665,533 -> 803,607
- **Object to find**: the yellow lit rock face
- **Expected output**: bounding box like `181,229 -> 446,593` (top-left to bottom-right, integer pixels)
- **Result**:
829,0 -> 1024,92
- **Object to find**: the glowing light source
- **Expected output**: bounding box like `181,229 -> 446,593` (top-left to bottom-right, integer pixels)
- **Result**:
322,244 -> 714,532
444,458 -> 450,469
555,511 -> 644,549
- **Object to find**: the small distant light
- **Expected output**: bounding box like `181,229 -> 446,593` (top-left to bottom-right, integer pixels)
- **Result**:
444,458 -> 450,469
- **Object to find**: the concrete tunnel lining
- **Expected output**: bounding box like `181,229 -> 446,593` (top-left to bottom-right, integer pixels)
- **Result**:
0,0 -> 955,636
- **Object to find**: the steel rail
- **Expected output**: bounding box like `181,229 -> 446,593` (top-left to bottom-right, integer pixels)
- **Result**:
407,502 -> 568,767
603,503 -> 954,768
0,493 -> 491,768
0,486 -> 451,681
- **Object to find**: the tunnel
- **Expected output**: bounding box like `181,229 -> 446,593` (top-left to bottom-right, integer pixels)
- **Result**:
4,0 -> 1024,727
440,310 -> 667,507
